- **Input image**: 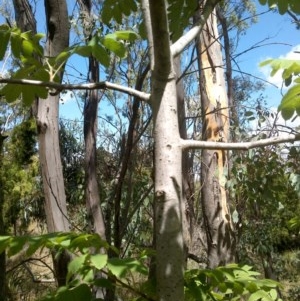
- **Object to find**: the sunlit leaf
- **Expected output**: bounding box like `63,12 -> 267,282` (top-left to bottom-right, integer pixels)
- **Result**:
74,45 -> 92,57
114,30 -> 139,41
278,84 -> 300,120
92,44 -> 110,67
10,28 -> 22,58
102,35 -> 126,57
90,254 -> 108,270
22,40 -> 35,57
67,254 -> 88,283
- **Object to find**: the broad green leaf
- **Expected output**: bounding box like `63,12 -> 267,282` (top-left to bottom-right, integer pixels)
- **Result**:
55,284 -> 92,301
90,254 -> 108,270
277,0 -> 288,14
269,288 -> 278,299
278,84 -> 300,120
92,44 -> 110,67
55,50 -> 72,65
7,236 -> 28,257
94,278 -> 114,289
74,45 -> 92,57
10,32 -> 22,58
22,85 -> 37,106
248,289 -> 272,301
67,254 -> 88,282
102,35 -> 126,57
107,257 -> 148,278
0,236 -> 11,254
114,30 -> 139,41
22,40 -> 35,57
290,0 -> 300,13
0,84 -> 22,103
0,26 -> 10,60
25,236 -> 46,257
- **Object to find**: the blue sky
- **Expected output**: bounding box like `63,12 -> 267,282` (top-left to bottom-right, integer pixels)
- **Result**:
235,1 -> 299,107
59,0 -> 300,122
0,0 -> 299,124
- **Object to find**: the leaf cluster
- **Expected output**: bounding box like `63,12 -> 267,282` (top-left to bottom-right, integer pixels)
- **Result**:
0,23 -> 139,106
185,264 -> 281,301
0,232 -> 282,301
258,0 -> 300,15
260,59 -> 300,120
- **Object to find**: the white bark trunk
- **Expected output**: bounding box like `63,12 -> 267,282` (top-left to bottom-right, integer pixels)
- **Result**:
146,0 -> 185,300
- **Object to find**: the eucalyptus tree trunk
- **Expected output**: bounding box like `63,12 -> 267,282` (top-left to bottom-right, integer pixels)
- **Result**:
78,0 -> 106,241
0,135 -> 7,301
143,0 -> 185,300
13,0 -> 71,286
196,5 -> 236,268
38,0 -> 71,286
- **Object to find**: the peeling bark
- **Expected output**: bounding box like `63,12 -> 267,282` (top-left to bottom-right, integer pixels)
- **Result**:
196,5 -> 236,268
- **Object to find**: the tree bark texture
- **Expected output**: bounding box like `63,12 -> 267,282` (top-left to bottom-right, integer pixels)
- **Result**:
0,136 -> 7,301
38,0 -> 70,286
196,6 -> 236,268
147,0 -> 185,300
78,0 -> 106,241
13,0 -> 71,286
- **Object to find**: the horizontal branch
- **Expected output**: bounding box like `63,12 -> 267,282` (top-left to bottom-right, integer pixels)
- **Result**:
0,78 -> 151,102
181,134 -> 300,150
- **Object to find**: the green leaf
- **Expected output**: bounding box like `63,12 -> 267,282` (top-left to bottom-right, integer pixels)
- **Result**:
10,28 -> 22,58
102,35 -> 126,57
290,0 -> 300,14
248,289 -> 272,301
278,84 -> 300,120
277,0 -> 288,14
26,236 -> 45,257
74,45 -> 92,57
55,284 -> 92,301
92,44 -> 110,67
90,254 -> 108,270
94,278 -> 114,289
0,26 -> 10,60
22,85 -> 37,106
21,40 -> 34,57
0,84 -> 22,103
114,30 -> 139,41
8,236 -> 29,257
0,236 -> 11,254
67,254 -> 88,282
107,257 -> 148,278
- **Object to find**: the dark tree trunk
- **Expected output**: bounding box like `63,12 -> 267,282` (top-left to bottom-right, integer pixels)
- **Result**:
0,135 -> 7,301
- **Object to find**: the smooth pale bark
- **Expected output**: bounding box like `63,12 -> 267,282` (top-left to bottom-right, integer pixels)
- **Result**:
37,0 -> 71,286
12,0 -> 71,285
38,0 -> 69,233
196,6 -> 236,268
146,1 -> 185,300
